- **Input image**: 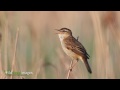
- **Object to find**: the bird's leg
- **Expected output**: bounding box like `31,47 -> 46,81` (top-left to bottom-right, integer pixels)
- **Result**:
70,59 -> 79,71
67,60 -> 73,79
69,60 -> 74,71
67,59 -> 78,79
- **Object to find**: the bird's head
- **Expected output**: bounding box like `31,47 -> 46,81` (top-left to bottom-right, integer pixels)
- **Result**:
55,28 -> 72,38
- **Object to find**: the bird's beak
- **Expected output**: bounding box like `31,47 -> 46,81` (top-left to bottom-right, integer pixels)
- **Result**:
54,29 -> 61,34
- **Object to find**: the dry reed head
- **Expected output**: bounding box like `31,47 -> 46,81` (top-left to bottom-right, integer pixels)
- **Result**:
102,11 -> 117,29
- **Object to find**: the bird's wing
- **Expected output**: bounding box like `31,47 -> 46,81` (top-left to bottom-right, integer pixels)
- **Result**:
64,36 -> 90,59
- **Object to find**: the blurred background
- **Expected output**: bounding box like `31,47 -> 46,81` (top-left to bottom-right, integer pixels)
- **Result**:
0,11 -> 120,79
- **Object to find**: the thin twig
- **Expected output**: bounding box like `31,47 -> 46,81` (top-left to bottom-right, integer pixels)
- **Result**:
70,60 -> 78,70
10,28 -> 19,79
67,60 -> 78,79
67,60 -> 73,79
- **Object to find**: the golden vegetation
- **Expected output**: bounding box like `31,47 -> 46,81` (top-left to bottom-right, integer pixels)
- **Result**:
0,11 -> 120,79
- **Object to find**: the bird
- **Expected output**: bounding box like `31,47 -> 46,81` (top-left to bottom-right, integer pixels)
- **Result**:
55,28 -> 92,74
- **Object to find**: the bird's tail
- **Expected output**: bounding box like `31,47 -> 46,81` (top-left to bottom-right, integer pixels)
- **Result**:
83,59 -> 92,74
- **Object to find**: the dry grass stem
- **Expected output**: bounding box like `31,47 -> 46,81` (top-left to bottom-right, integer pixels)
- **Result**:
4,24 -> 8,73
67,60 -> 73,79
67,60 -> 78,79
10,28 -> 19,79
0,33 -> 3,78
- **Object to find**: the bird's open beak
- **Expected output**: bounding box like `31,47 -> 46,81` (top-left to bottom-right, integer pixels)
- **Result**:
54,29 -> 61,34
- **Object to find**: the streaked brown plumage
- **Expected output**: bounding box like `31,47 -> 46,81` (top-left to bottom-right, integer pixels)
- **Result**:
56,28 -> 92,74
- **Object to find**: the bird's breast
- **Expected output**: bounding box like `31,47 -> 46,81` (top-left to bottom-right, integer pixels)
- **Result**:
61,41 -> 79,60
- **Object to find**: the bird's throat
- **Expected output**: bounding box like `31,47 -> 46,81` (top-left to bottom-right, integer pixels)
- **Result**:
58,34 -> 64,41
58,34 -> 70,41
